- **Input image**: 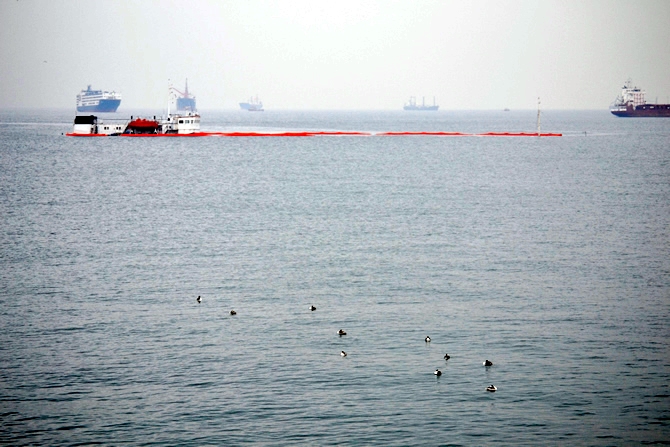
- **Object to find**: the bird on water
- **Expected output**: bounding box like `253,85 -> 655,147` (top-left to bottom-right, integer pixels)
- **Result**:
434,369 -> 442,376
425,336 -> 431,342
484,360 -> 493,366
196,296 -> 201,303
230,310 -> 237,315
338,329 -> 347,336
341,351 -> 347,357
486,385 -> 497,392
444,353 -> 450,361
309,305 -> 316,311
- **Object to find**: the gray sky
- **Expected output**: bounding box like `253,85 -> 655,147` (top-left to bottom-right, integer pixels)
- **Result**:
1,0 -> 669,110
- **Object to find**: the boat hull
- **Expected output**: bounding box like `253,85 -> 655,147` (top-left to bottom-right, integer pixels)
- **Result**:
611,104 -> 670,117
240,103 -> 264,111
177,97 -> 196,111
403,106 -> 439,111
77,99 -> 121,113
240,97 -> 263,111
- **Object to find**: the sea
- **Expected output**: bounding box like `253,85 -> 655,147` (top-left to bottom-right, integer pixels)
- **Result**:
1,108 -> 668,446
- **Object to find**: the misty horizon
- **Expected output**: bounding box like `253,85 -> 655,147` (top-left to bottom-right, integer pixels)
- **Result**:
1,0 -> 669,110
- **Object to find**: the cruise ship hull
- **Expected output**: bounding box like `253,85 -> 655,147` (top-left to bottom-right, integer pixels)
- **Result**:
77,99 -> 121,113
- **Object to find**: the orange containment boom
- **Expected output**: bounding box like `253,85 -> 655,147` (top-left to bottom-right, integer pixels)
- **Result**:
67,131 -> 562,137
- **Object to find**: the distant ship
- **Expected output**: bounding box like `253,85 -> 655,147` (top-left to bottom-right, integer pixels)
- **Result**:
240,96 -> 264,111
404,96 -> 439,111
610,79 -> 670,117
76,85 -> 121,113
172,79 -> 196,112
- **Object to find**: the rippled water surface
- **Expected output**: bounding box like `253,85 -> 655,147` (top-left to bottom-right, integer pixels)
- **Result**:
1,109 -> 669,445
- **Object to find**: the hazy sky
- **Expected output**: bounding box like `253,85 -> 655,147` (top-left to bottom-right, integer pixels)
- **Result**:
1,0 -> 669,110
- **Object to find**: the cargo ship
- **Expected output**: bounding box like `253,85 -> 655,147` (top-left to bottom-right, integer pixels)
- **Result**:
239,96 -> 264,111
403,96 -> 439,111
610,79 -> 670,117
76,85 -> 122,113
172,79 -> 196,112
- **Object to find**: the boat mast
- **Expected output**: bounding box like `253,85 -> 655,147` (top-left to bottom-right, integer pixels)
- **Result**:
536,97 -> 541,136
167,80 -> 171,117
167,80 -> 179,116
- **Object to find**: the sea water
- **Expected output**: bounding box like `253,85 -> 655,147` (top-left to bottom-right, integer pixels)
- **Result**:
1,109 -> 668,445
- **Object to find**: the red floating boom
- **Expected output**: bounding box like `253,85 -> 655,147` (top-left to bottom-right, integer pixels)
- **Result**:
67,131 -> 562,137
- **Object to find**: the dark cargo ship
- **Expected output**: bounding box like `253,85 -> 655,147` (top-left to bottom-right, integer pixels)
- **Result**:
610,79 -> 670,117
